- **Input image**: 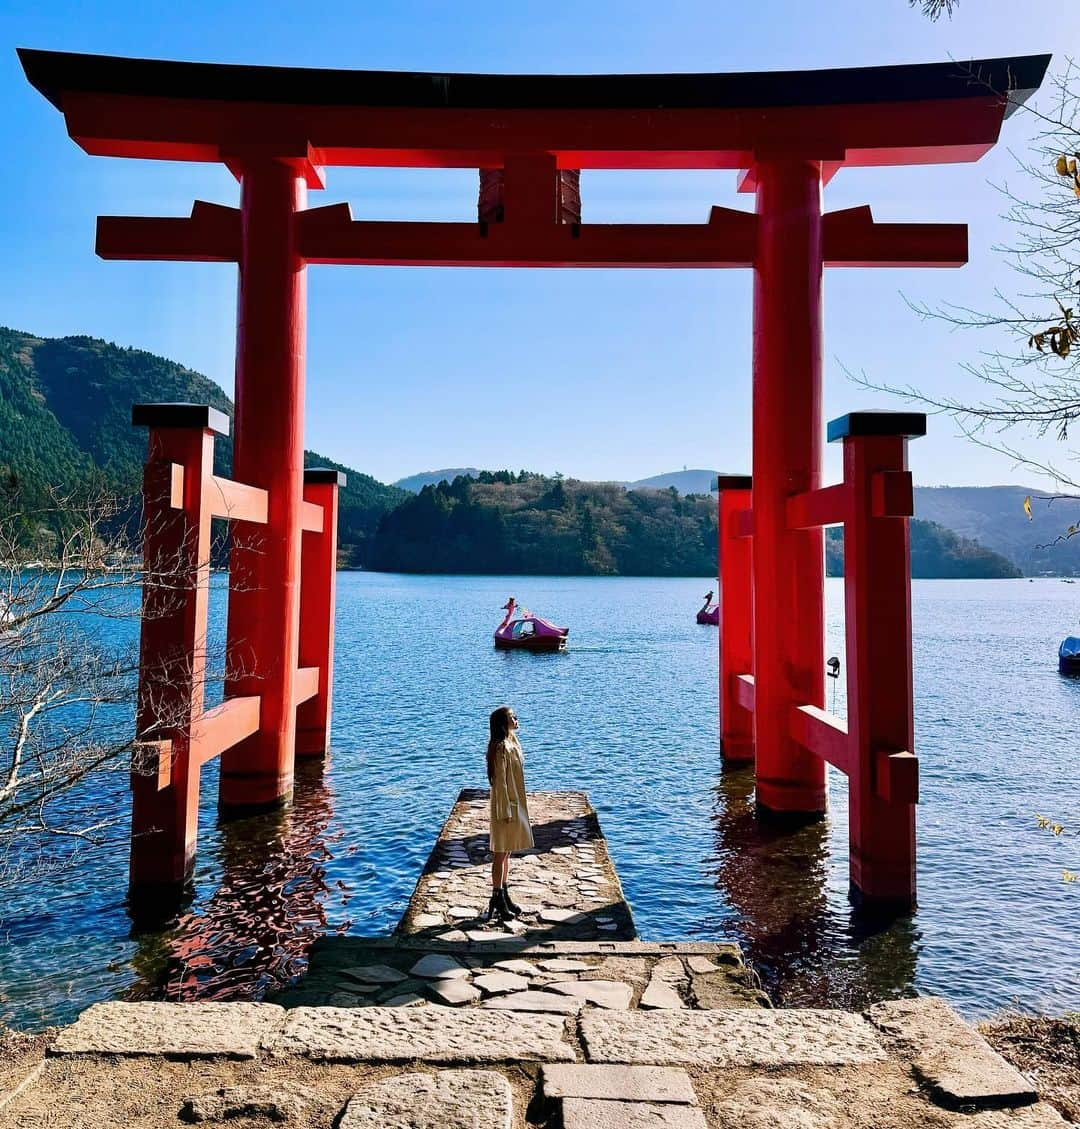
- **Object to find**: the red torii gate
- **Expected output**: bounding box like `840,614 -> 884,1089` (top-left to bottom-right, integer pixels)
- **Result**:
20,48 -> 1048,907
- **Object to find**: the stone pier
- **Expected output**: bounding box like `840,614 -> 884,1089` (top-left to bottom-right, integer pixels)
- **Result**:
398,789 -> 636,943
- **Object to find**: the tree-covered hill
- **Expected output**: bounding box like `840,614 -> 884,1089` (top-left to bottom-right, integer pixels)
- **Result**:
0,327 -> 407,564
826,520 -> 1021,579
373,473 -> 1022,578
371,472 -> 718,576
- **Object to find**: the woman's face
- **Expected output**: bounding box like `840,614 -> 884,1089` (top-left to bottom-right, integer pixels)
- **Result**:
508,710 -> 519,731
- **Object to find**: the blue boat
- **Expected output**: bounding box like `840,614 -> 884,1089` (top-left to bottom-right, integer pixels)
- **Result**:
1059,636 -> 1080,675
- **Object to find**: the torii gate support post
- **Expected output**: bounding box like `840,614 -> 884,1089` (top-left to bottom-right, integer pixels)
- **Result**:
297,468 -> 345,756
130,408 -> 221,889
835,414 -> 923,902
717,476 -> 754,765
751,159 -> 827,816
220,158 -> 309,811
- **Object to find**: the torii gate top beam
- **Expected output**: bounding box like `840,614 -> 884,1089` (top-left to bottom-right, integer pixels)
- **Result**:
19,49 -> 1049,172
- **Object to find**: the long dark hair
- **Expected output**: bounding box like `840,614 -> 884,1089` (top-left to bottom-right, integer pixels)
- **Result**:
487,706 -> 514,784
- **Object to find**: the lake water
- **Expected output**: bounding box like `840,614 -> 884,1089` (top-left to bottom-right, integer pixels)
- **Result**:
1,574 -> 1079,1029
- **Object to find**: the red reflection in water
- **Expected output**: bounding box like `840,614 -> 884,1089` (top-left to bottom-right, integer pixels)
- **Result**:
129,759 -> 351,1002
709,765 -> 920,1009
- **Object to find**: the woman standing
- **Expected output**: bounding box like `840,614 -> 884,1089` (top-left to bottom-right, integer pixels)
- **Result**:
484,705 -> 534,923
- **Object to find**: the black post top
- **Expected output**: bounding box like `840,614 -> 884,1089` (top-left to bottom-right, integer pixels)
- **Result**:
304,467 -> 347,487
716,474 -> 753,491
131,402 -> 230,435
827,410 -> 927,442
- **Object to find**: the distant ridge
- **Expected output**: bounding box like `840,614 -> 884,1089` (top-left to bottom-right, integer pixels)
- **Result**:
394,468 -> 483,493
915,485 -> 1080,576
628,469 -> 724,494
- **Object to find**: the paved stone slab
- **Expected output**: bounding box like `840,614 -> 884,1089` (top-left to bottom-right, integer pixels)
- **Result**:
429,979 -> 482,1006
539,958 -> 592,973
482,991 -> 584,1014
541,1065 -> 698,1104
274,1006 -> 574,1062
492,959 -> 541,976
686,956 -> 719,975
581,1009 -> 886,1066
409,954 -> 471,980
474,971 -> 530,996
466,929 -> 518,943
52,1002 -> 285,1060
341,1070 -> 511,1129
549,979 -> 634,1010
868,998 -> 1038,1110
641,956 -> 688,1009
540,908 -> 586,924
412,913 -> 444,929
562,1098 -> 707,1128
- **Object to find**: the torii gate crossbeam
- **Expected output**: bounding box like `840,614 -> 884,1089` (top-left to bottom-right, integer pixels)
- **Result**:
20,48 -> 1049,908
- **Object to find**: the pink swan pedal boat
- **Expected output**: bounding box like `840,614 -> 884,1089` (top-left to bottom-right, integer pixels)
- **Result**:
494,598 -> 569,652
696,590 -> 719,626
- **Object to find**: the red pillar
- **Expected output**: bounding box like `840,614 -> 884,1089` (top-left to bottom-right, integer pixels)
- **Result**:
130,404 -> 226,889
751,159 -> 827,816
718,476 -> 754,764
834,411 -> 924,905
220,158 -> 307,810
296,468 -> 344,756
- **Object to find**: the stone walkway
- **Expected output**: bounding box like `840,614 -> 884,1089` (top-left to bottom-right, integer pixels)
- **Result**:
4,995 -> 1067,1127
397,789 -> 636,943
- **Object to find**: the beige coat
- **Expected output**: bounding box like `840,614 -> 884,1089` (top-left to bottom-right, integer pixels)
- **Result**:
489,735 -> 534,853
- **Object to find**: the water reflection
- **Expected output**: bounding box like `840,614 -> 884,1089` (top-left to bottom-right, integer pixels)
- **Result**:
708,764 -> 921,1008
128,757 -> 351,1002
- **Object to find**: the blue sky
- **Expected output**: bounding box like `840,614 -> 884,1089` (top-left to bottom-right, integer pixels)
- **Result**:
0,0 -> 1075,487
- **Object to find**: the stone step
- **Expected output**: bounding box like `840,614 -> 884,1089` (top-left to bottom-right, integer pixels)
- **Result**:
272,1005 -> 575,1062
580,1008 -> 886,1066
50,1002 -> 285,1059
340,1070 -> 512,1128
868,997 -> 1039,1110
541,1064 -> 698,1105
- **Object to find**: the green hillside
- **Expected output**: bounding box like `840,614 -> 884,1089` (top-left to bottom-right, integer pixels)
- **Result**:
825,520 -> 1021,579
0,327 -> 407,565
372,473 -> 718,576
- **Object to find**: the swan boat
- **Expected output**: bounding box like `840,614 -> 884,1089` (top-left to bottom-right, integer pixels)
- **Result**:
696,590 -> 719,626
494,598 -> 569,652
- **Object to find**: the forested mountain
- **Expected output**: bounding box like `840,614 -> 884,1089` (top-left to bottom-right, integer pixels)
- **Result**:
372,473 -> 1021,578
915,486 -> 1080,577
0,327 -> 407,564
371,473 -> 718,575
825,521 -> 1021,579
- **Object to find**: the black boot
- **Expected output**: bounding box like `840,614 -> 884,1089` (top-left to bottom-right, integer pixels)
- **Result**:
502,884 -> 523,916
482,890 -> 506,924
496,887 -> 519,920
